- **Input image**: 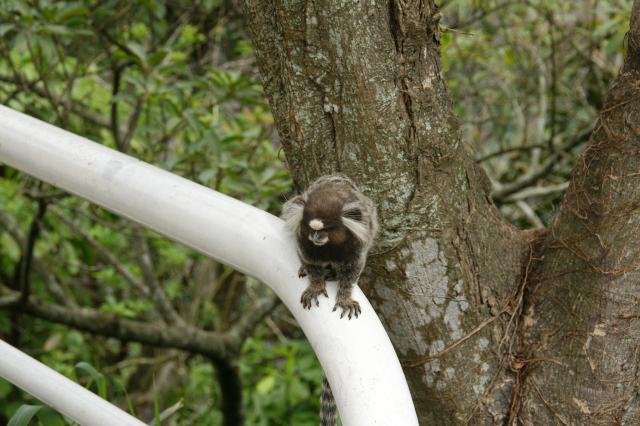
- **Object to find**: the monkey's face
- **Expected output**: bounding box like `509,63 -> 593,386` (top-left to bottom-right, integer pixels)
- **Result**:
281,176 -> 374,258
302,217 -> 349,246
301,194 -> 350,247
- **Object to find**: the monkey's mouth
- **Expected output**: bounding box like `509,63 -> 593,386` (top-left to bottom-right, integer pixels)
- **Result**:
309,232 -> 329,246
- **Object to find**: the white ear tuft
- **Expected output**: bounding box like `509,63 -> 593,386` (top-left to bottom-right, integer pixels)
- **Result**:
341,217 -> 369,244
281,197 -> 304,234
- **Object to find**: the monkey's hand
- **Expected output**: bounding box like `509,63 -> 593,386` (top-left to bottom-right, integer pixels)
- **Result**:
300,281 -> 328,309
298,265 -> 307,278
333,295 -> 361,320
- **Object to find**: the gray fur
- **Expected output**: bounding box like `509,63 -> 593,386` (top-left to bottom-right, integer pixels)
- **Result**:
281,194 -> 305,234
320,377 -> 337,426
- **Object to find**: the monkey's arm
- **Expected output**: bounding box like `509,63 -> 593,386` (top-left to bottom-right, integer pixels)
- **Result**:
333,260 -> 364,319
299,263 -> 329,309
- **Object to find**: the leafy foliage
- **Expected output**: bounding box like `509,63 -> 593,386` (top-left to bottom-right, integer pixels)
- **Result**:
442,0 -> 630,227
0,0 -> 296,424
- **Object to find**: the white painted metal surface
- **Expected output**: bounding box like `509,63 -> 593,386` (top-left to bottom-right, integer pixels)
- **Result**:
0,104 -> 418,426
0,339 -> 145,425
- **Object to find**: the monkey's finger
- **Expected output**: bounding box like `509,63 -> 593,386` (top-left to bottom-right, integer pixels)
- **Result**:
315,298 -> 319,307
322,290 -> 328,297
332,306 -> 337,312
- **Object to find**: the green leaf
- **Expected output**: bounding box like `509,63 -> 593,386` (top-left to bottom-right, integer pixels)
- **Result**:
8,405 -> 43,426
0,24 -> 15,37
147,50 -> 167,66
75,361 -> 108,398
35,407 -> 66,426
147,399 -> 183,425
0,378 -> 12,399
256,375 -> 276,395
126,41 -> 147,64
55,5 -> 89,22
38,24 -> 73,36
198,169 -> 216,183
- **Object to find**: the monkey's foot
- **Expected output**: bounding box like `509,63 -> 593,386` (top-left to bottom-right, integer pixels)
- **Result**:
332,297 -> 361,320
298,265 -> 307,278
300,285 -> 328,309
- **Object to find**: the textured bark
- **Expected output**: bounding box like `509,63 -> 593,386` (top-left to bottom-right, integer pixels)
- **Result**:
244,0 -> 639,424
514,3 -> 640,424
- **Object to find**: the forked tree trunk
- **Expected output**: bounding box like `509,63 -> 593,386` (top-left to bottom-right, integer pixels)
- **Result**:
243,0 -> 640,423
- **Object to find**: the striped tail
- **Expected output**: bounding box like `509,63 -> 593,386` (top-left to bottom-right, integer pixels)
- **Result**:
320,376 -> 337,426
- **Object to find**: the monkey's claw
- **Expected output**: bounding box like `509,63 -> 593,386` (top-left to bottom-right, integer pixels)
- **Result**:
332,298 -> 361,319
298,265 -> 308,278
300,286 -> 329,309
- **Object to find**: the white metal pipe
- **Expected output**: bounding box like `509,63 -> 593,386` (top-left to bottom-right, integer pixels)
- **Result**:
0,104 -> 418,426
0,339 -> 145,425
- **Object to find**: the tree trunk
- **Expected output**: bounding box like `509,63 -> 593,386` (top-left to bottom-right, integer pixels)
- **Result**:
243,0 -> 640,423
515,3 -> 640,424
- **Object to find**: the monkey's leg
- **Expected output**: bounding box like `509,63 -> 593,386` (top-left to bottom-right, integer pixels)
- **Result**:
333,263 -> 362,319
300,264 -> 328,309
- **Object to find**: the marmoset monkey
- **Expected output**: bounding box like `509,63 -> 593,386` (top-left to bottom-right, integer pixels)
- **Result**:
281,175 -> 378,319
281,175 -> 378,426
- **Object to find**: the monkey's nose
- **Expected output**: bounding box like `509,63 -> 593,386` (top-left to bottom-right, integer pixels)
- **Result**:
309,232 -> 328,246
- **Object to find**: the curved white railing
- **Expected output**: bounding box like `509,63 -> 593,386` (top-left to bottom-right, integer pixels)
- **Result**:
0,340 -> 146,425
0,104 -> 418,426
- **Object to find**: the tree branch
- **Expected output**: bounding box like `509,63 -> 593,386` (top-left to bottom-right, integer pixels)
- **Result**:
0,289 -> 234,360
504,182 -> 569,202
0,207 -> 72,305
121,96 -> 144,153
110,62 -> 125,150
14,199 -> 48,305
0,73 -> 110,129
211,356 -> 243,426
227,294 -> 280,346
492,126 -> 592,201
622,0 -> 640,74
53,209 -> 148,295
132,227 -> 186,326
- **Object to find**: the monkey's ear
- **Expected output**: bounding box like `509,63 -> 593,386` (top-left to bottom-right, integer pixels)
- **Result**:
281,195 -> 305,233
342,207 -> 362,222
342,202 -> 363,221
341,206 -> 367,244
341,215 -> 368,243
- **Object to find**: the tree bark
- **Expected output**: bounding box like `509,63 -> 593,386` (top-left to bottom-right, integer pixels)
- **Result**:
244,0 -> 639,423
515,3 -> 640,424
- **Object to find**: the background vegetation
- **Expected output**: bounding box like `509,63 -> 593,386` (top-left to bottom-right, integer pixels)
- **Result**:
0,0 -> 630,424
